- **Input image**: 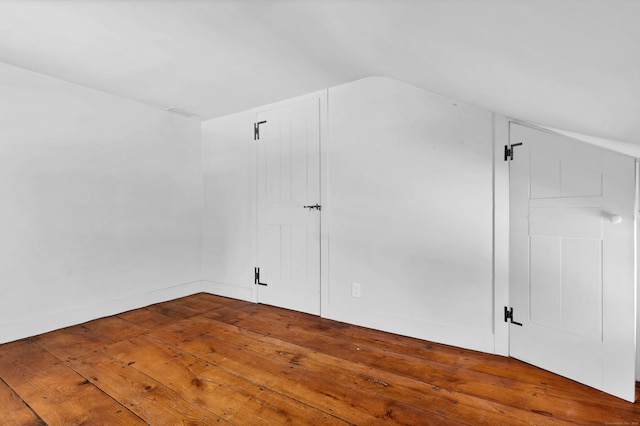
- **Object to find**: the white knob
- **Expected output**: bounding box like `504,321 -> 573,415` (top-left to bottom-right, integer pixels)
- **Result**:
610,215 -> 622,224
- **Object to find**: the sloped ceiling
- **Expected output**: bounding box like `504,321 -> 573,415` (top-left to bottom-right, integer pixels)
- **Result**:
0,0 -> 638,143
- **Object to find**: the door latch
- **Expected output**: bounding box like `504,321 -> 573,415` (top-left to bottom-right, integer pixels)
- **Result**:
504,307 -> 522,326
303,204 -> 321,211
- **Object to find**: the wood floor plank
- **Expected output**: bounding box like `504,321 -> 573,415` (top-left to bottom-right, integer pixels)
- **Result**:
210,304 -> 639,424
117,307 -> 176,330
107,335 -> 351,425
146,326 -> 432,425
191,293 -> 255,310
167,314 -> 576,426
146,300 -> 204,320
1,293 -> 638,424
30,324 -> 113,360
67,349 -> 228,425
149,318 -> 518,425
168,292 -> 230,313
233,303 -> 619,403
0,378 -> 45,426
0,340 -> 143,425
82,315 -> 148,341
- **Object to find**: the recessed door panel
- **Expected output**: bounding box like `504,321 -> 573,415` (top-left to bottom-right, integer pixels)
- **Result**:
560,238 -> 602,340
530,236 -> 561,328
529,207 -> 603,239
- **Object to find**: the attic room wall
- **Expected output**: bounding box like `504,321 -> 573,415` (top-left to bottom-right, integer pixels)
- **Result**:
324,77 -> 494,352
0,63 -> 203,343
202,77 -> 495,353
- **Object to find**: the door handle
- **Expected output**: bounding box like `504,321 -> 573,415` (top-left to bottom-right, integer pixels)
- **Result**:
303,204 -> 321,211
610,215 -> 622,224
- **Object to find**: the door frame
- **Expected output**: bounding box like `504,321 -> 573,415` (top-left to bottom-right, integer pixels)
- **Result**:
494,117 -> 639,383
493,114 -> 510,356
249,90 -> 329,316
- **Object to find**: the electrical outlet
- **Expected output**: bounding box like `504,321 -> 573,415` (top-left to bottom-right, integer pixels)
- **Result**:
351,282 -> 361,298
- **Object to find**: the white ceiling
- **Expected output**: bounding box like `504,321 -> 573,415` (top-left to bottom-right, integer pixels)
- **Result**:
0,0 -> 638,143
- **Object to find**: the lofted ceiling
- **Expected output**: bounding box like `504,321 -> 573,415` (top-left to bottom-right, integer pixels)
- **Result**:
0,0 -> 638,144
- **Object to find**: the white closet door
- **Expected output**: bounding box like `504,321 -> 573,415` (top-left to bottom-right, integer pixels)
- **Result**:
509,123 -> 636,402
256,97 -> 321,315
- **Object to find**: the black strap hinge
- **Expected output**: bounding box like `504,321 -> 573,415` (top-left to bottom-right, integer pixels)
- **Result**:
504,306 -> 522,326
254,267 -> 267,286
504,142 -> 523,161
254,121 -> 267,140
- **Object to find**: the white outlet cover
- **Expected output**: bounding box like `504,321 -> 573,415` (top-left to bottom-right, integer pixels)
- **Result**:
351,282 -> 361,297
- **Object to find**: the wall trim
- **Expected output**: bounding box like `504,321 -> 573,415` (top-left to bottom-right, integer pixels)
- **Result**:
0,280 -> 210,344
493,114 -> 510,356
200,280 -> 254,302
325,304 -> 495,354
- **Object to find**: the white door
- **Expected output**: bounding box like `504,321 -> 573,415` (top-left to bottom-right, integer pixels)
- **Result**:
509,123 -> 636,402
255,98 -> 321,315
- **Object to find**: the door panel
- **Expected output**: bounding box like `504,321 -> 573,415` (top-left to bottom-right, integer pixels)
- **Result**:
529,236 -> 561,328
529,236 -> 602,339
509,123 -> 636,402
529,206 -> 602,238
561,161 -> 602,196
560,238 -> 602,339
256,98 -> 321,315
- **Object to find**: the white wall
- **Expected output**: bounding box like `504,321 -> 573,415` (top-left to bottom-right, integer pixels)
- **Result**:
324,77 -> 495,352
202,77 -> 496,353
3,65 -> 631,369
0,63 -> 203,343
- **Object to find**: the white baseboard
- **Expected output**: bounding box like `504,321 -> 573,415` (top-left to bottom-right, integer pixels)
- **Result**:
3,278 -> 496,356
196,284 -> 495,354
324,303 -> 496,355
199,280 -> 255,302
0,280 -> 210,344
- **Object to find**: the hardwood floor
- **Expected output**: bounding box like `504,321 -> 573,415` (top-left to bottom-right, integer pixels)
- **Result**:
0,293 -> 638,425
